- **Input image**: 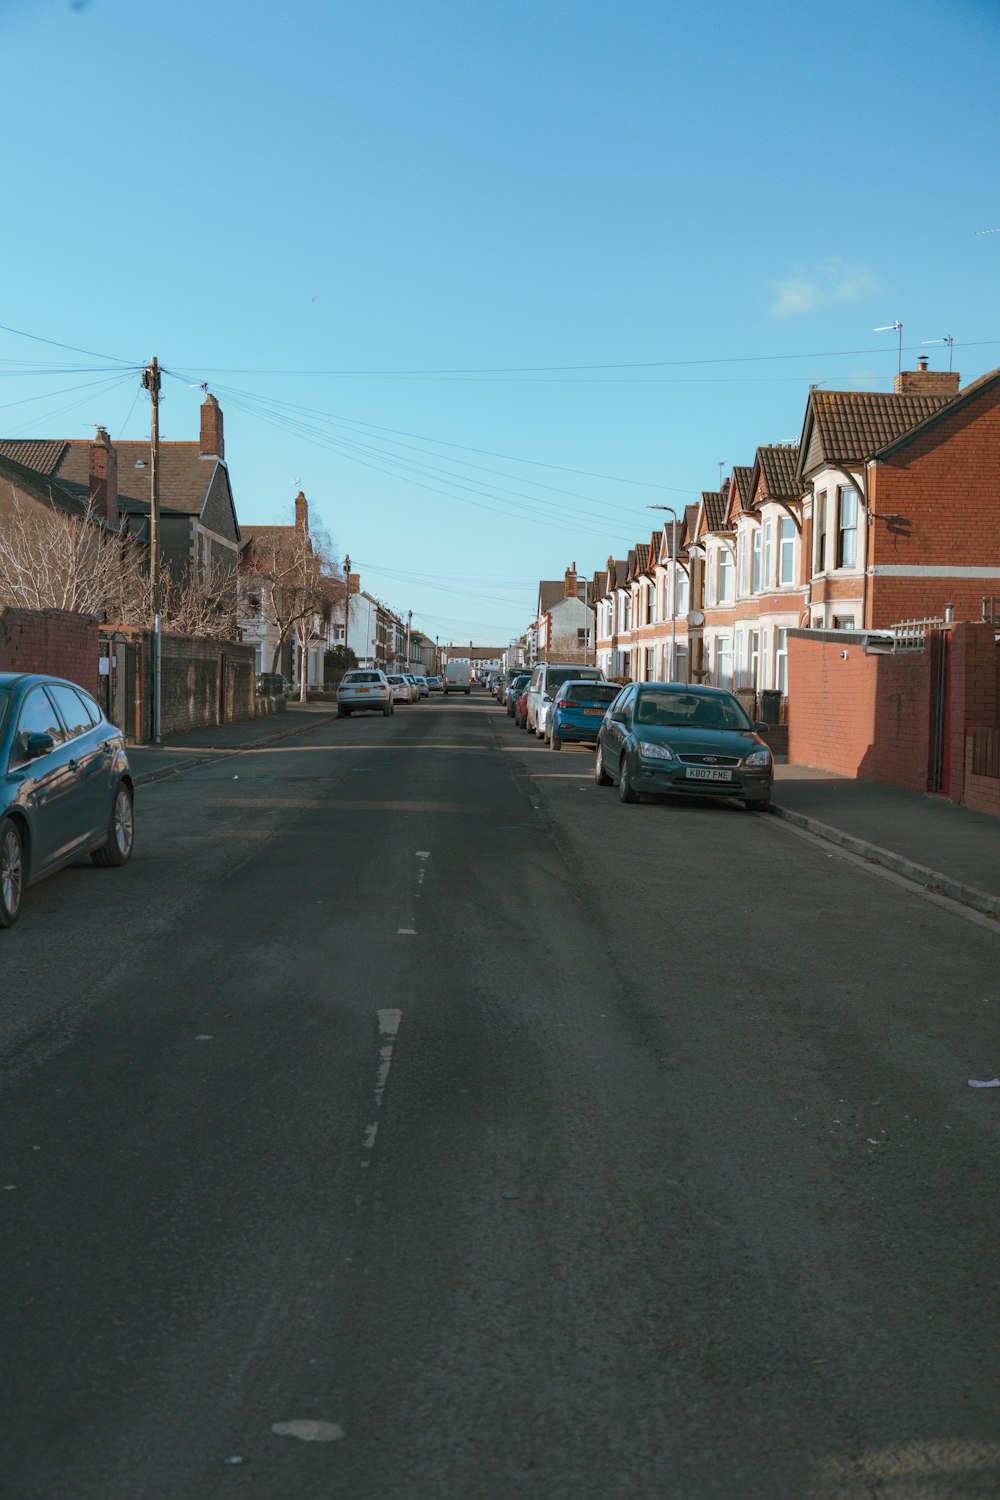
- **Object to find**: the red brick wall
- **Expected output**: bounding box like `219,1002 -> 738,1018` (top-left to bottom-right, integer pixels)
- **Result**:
0,608 -> 98,697
787,633 -> 934,792
788,623 -> 999,797
868,376 -> 1000,627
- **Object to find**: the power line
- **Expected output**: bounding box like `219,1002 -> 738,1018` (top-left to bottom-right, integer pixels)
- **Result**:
159,336 -> 1000,379
0,322 -> 140,367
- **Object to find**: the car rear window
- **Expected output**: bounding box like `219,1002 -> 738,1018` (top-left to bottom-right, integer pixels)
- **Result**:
558,683 -> 618,703
344,672 -> 381,683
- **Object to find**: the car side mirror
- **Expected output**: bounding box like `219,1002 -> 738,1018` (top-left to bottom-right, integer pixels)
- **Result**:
25,731 -> 55,759
755,722 -> 769,735
542,693 -> 552,702
610,708 -> 625,723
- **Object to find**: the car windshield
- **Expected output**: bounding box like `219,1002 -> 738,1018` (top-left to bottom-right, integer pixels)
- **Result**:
633,688 -> 752,731
345,672 -> 381,683
558,683 -> 618,703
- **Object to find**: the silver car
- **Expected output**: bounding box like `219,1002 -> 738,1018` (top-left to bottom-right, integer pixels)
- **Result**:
337,670 -> 394,718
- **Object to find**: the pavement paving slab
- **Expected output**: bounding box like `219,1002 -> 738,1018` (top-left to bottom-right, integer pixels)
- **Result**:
773,763 -> 1000,905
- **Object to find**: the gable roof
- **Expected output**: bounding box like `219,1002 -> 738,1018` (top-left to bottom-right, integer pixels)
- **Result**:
0,437 -> 230,520
796,389 -> 953,483
0,448 -> 90,518
755,444 -> 801,504
538,578 -> 587,614
872,365 -> 1000,460
700,490 -> 729,534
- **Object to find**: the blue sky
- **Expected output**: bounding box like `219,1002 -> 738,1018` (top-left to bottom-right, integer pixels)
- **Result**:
3,0 -> 999,645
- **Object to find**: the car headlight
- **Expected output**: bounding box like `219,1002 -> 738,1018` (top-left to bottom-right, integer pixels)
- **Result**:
743,747 -> 771,767
637,740 -> 674,761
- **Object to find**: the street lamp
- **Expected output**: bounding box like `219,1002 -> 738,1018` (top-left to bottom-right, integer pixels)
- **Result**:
646,504 -> 679,680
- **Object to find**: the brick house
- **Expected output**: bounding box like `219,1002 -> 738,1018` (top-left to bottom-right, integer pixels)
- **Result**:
0,391 -> 241,584
732,445 -> 806,695
795,363 -> 961,630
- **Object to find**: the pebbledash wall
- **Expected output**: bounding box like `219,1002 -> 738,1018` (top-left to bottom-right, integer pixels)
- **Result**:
787,623 -> 1000,810
0,608 -> 99,697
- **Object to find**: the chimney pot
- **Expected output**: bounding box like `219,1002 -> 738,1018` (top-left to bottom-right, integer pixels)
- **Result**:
918,355 -> 929,371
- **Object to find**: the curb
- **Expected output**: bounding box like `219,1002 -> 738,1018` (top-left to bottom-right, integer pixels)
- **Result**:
769,802 -> 1000,919
132,713 -> 338,787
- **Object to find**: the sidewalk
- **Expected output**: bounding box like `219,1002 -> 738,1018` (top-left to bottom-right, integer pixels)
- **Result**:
772,763 -> 1000,918
127,704 -> 337,785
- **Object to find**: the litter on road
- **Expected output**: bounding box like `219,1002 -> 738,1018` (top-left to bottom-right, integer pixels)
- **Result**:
967,1078 -> 1000,1088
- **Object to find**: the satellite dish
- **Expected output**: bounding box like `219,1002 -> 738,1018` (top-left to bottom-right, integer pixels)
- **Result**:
687,610 -> 705,627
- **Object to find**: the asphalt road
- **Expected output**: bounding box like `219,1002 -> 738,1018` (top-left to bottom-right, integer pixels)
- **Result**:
2,693 -> 999,1499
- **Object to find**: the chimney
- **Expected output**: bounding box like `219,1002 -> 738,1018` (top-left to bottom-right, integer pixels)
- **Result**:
894,360 -> 960,397
564,560 -> 578,598
199,391 -> 225,458
294,490 -> 309,532
89,425 -> 118,528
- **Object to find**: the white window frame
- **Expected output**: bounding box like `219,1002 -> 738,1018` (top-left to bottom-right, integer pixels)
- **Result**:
762,523 -> 773,591
751,529 -> 762,593
779,518 -> 795,585
718,546 -> 734,605
775,628 -> 788,694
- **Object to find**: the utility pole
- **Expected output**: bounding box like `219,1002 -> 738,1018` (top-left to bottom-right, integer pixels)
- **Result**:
405,609 -> 412,672
141,357 -> 162,742
343,553 -> 351,657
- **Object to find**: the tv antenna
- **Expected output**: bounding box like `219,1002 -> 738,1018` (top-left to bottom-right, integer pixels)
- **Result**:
921,335 -> 955,372
875,321 -> 903,375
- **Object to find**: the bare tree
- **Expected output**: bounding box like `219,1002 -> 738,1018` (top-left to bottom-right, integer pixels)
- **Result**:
0,485 -> 242,640
240,519 -> 343,697
0,486 -> 147,621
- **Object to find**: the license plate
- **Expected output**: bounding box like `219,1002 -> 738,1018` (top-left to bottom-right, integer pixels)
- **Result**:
686,767 -> 732,782
354,688 -> 370,694
584,708 -> 604,716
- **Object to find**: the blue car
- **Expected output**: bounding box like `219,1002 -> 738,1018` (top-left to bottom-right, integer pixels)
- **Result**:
546,680 -> 622,750
0,673 -> 134,928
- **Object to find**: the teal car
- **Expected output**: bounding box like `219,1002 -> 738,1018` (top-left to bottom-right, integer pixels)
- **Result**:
595,683 -> 773,810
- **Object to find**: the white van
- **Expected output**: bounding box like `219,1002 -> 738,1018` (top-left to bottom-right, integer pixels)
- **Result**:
443,661 -> 471,695
526,662 -> 605,738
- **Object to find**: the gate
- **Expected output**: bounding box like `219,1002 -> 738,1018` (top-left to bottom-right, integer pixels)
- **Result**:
928,629 -> 951,793
98,631 -> 142,742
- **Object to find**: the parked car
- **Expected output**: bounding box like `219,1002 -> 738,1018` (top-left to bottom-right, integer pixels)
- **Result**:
400,674 -> 421,702
337,669 -> 394,717
444,662 -> 472,695
525,662 -> 606,739
385,674 -> 413,704
411,675 -> 430,698
546,680 -> 622,749
426,675 -> 444,693
594,683 -> 773,809
514,682 -> 531,728
507,674 -> 530,717
0,673 -> 134,928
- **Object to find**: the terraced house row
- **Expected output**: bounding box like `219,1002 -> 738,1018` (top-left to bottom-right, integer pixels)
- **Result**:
591,358 -> 1000,704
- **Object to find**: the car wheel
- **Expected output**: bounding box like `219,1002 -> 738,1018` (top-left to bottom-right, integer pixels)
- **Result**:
549,729 -> 562,751
594,745 -> 612,786
92,783 -> 134,868
744,798 -> 771,812
0,816 -> 25,928
618,759 -> 640,804
337,706 -> 348,718
383,703 -> 392,716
